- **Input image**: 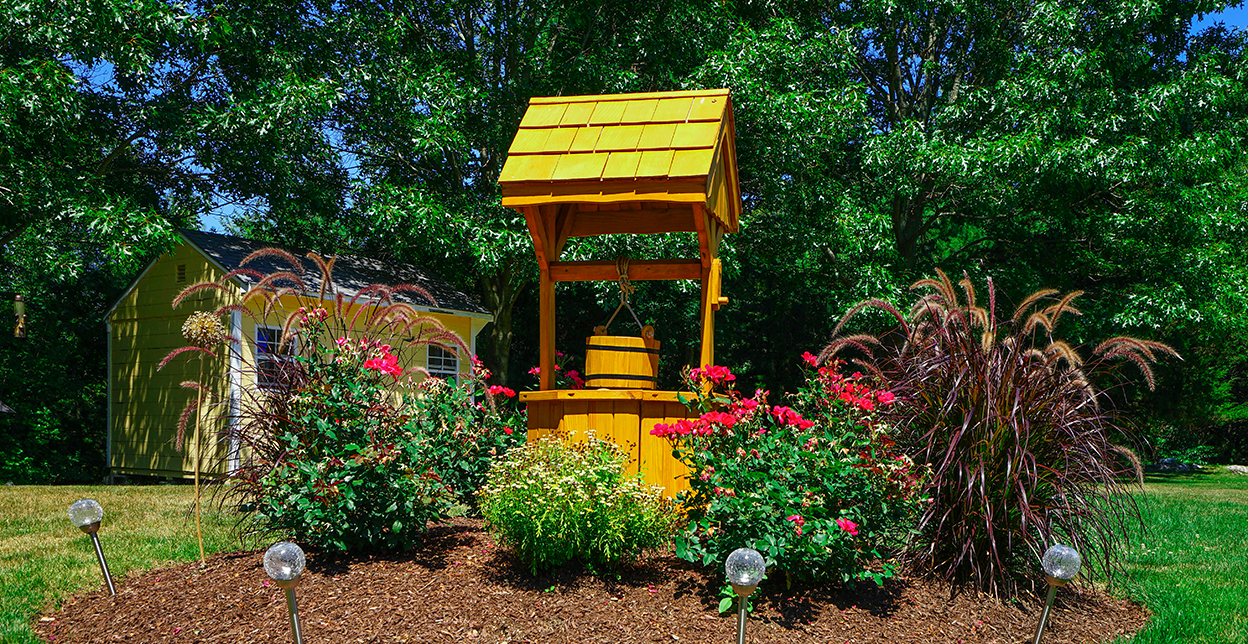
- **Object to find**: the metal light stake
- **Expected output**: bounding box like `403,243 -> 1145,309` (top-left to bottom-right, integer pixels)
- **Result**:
1032,544 -> 1082,644
724,548 -> 766,644
68,499 -> 115,595
265,542 -> 307,644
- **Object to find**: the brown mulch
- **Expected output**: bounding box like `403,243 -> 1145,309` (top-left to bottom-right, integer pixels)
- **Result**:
37,518 -> 1147,644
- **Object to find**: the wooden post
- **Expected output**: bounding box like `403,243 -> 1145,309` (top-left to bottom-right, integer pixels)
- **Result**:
694,204 -> 722,368
539,268 -> 555,390
700,267 -> 715,368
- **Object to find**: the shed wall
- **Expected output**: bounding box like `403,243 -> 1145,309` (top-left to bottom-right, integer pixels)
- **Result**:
110,243 -> 233,478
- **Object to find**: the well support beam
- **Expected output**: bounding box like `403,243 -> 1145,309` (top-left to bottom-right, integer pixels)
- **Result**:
548,259 -> 702,282
539,268 -> 555,390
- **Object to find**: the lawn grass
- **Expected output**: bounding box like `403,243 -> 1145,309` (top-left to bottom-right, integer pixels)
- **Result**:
1118,469 -> 1248,643
0,485 -> 240,644
3,474 -> 1247,643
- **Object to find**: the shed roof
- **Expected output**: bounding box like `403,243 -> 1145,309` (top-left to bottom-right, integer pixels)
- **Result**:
498,89 -> 741,233
105,230 -> 491,318
181,230 -> 490,316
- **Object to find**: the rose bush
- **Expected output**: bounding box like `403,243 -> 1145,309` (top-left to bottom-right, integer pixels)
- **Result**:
409,355 -> 526,510
171,249 -> 527,551
234,324 -> 524,551
247,332 -> 457,551
527,351 -> 586,389
656,358 -> 925,585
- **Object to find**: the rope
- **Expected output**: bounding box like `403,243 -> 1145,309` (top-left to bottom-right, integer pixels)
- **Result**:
602,257 -> 645,334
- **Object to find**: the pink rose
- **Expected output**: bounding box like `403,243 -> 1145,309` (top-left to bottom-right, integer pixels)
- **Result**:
488,385 -> 516,398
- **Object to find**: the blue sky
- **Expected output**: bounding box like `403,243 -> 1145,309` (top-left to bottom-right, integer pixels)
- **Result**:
1195,2 -> 1248,30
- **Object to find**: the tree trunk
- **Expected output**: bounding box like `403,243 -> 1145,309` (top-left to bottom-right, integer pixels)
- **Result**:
477,257 -> 530,385
890,177 -> 935,273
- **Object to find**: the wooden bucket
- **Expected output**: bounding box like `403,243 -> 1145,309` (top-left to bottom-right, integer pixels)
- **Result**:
584,325 -> 659,389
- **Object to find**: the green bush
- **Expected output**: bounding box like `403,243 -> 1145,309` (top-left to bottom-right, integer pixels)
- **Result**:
409,359 -> 526,510
654,362 -> 924,585
478,438 -> 676,574
165,251 -> 525,551
250,340 -> 456,551
239,335 -> 524,551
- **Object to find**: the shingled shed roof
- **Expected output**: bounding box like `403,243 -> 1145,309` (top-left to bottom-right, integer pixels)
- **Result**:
176,229 -> 490,316
498,89 -> 741,233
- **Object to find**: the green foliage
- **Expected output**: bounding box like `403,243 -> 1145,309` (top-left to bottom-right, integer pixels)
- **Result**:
4,0 -> 1248,495
243,337 -> 524,550
164,250 -> 522,550
406,360 -> 526,510
251,347 -> 458,552
0,268 -> 145,484
825,270 -> 1177,595
658,363 -> 924,585
478,438 -> 676,575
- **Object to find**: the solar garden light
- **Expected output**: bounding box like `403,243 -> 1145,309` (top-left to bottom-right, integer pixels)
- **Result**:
1032,544 -> 1082,644
725,548 -> 766,644
68,499 -> 115,595
264,542 -> 307,644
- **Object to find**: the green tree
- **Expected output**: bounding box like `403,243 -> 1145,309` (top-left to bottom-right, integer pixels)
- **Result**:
225,0 -> 740,383
683,3 -> 1248,428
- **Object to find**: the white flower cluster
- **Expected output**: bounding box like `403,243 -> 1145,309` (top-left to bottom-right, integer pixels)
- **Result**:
479,438 -> 664,514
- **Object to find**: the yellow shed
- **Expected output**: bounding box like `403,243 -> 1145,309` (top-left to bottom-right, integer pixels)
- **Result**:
106,229 -> 493,480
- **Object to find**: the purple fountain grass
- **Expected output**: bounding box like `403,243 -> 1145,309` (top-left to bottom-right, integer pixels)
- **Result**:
822,269 -> 1179,597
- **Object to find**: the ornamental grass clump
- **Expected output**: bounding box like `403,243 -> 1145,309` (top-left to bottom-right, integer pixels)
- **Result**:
655,362 -> 925,586
478,438 -> 676,574
822,269 -> 1178,596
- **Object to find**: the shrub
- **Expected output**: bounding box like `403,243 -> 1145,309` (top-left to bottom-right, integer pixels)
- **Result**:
822,269 -> 1177,595
163,247 -> 524,550
250,331 -> 523,551
478,438 -> 676,574
252,342 -> 457,551
526,350 -> 586,389
408,358 -> 526,509
655,362 -> 925,585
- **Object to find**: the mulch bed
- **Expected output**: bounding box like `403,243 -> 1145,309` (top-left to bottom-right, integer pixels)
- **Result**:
38,518 -> 1147,643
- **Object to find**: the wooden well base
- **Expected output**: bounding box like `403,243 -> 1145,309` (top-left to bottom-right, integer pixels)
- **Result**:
519,389 -> 694,497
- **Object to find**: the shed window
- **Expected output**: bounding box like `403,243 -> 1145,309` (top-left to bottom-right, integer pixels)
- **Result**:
176,264 -> 187,283
427,345 -> 459,384
256,326 -> 295,387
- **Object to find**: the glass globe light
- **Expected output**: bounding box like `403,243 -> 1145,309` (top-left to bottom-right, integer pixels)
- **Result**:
68,499 -> 103,529
725,548 -> 766,588
264,542 -> 306,582
1041,544 -> 1082,581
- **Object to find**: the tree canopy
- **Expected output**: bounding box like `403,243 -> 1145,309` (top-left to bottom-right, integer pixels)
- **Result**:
2,0 -> 1247,481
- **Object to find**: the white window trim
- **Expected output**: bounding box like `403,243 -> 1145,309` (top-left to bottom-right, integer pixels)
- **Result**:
427,344 -> 460,384
255,324 -> 297,388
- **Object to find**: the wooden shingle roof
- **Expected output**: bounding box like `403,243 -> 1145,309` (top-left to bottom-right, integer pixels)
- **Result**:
499,89 -> 741,233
